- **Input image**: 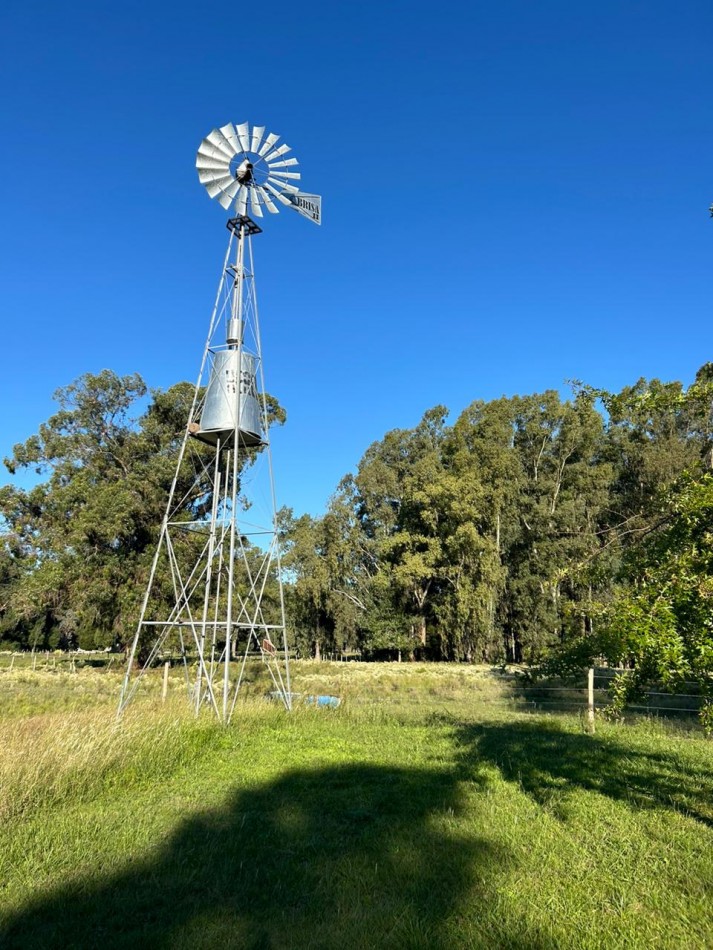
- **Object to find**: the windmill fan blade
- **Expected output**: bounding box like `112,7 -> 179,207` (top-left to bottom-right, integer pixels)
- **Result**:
235,122 -> 251,152
196,155 -> 226,175
196,144 -> 230,163
263,143 -> 291,163
196,156 -> 231,174
217,191 -> 234,210
267,177 -> 299,195
258,132 -> 280,157
221,178 -> 242,201
249,187 -> 263,217
230,184 -> 245,212
236,187 -> 248,216
211,129 -> 233,156
216,178 -> 243,209
198,168 -> 229,185
264,182 -> 293,206
251,125 -> 265,153
205,174 -> 235,198
211,127 -> 237,158
197,143 -> 229,166
267,157 -> 299,169
220,122 -> 242,155
205,129 -> 235,160
257,185 -> 279,213
269,171 -> 301,180
201,148 -> 231,168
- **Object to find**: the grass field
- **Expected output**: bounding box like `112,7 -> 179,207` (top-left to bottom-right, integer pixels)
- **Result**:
1,661 -> 712,949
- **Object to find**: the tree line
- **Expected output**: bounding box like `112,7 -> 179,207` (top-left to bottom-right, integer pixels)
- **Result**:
1,365 -> 711,712
284,365 -> 712,661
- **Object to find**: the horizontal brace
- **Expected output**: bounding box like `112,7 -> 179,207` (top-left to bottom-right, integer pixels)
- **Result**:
139,621 -> 285,629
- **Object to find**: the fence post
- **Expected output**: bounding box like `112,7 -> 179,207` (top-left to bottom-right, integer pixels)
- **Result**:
162,661 -> 170,703
587,667 -> 595,734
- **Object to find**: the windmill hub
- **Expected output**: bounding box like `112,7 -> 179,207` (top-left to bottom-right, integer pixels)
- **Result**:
236,159 -> 253,183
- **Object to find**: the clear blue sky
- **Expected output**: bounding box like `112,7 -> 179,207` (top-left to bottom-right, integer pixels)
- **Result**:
1,1 -> 711,515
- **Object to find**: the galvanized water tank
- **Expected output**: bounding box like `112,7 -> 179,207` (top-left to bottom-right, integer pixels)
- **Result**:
194,349 -> 263,447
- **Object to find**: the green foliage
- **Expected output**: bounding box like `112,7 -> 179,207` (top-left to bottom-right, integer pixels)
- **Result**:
701,701 -> 713,738
281,363 -> 712,676
598,475 -> 713,716
0,370 -> 283,653
536,364 -> 713,723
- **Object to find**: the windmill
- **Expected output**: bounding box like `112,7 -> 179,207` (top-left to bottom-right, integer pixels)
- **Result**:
119,122 -> 320,723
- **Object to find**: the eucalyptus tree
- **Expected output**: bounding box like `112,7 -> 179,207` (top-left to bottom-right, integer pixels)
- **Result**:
351,407 -> 449,657
0,370 -> 283,651
280,477 -> 374,659
1,371 -> 154,649
594,366 -> 713,543
440,397 -> 521,660
502,390 -> 613,660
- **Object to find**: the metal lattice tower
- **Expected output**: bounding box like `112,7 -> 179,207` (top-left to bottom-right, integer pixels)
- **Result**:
119,123 -> 320,722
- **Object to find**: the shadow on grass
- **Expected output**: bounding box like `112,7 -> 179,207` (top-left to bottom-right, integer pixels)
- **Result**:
0,762 -> 554,950
453,717 -> 713,828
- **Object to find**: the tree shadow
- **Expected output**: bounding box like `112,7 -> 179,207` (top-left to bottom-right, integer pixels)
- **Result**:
452,717 -> 713,828
1,761 -> 554,950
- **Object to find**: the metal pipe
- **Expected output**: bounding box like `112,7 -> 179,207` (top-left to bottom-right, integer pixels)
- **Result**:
196,446 -> 222,714
223,222 -> 246,720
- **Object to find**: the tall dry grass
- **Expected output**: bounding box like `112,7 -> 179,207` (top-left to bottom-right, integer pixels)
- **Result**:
0,693 -> 219,822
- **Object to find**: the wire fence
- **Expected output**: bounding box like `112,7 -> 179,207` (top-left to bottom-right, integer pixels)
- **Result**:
504,669 -> 706,718
0,654 -> 708,723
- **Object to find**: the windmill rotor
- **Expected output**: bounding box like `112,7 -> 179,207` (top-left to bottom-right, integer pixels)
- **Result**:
196,121 -> 321,224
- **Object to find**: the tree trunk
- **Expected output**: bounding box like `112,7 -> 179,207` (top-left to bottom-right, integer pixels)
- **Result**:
417,616 -> 426,647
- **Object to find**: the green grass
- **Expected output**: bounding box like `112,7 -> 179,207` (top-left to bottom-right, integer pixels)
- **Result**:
0,662 -> 712,948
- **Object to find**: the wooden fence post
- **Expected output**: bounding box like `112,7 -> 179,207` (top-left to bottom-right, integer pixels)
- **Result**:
162,661 -> 170,703
587,667 -> 595,734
